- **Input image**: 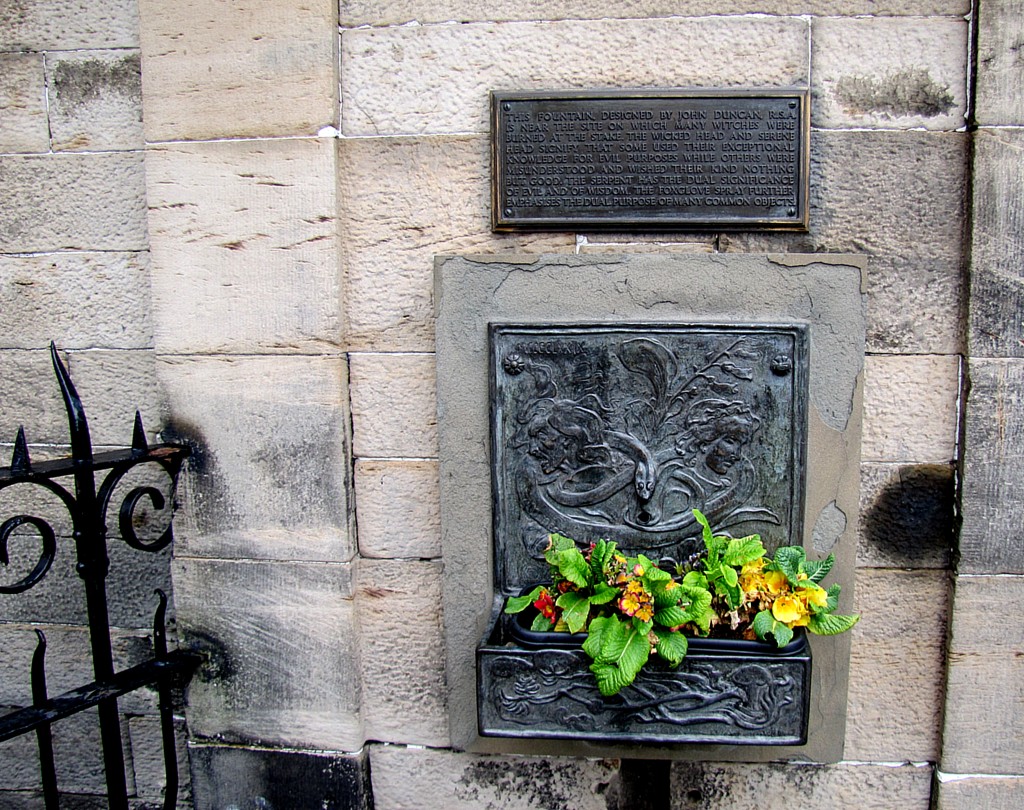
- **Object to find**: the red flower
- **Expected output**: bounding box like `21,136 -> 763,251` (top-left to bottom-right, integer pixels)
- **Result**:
533,589 -> 557,621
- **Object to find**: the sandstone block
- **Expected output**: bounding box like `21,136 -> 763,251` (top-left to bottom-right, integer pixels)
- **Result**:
936,776 -> 1024,810
844,569 -> 949,762
341,17 -> 808,136
172,558 -> 363,751
969,129 -> 1024,358
127,715 -> 190,803
862,354 -> 960,464
338,135 -> 573,352
0,53 -> 48,153
812,16 -> 967,131
0,153 -> 147,252
975,2 -> 1024,125
368,745 -> 617,810
721,130 -> 967,355
355,460 -> 441,559
0,252 -> 152,351
339,1 -> 969,26
942,575 -> 1024,774
349,352 -> 437,459
357,559 -> 449,745
0,0 -> 139,50
47,50 -> 143,152
0,349 -> 81,447
147,138 -> 340,355
156,354 -> 355,562
858,462 -> 954,569
139,0 -> 336,141
671,762 -> 932,809
960,359 -> 1024,573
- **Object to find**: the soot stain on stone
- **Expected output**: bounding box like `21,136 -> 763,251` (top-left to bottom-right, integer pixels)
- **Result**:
52,53 -> 142,112
862,464 -> 954,565
458,759 -> 613,810
160,417 -> 238,535
835,68 -> 955,118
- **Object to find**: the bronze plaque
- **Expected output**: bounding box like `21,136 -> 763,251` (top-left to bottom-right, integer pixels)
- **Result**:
492,89 -> 809,232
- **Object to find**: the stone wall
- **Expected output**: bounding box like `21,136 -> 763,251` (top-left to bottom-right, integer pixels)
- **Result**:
0,0 -> 1020,807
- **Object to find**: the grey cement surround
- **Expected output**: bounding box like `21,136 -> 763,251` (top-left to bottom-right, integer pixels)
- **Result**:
435,253 -> 865,762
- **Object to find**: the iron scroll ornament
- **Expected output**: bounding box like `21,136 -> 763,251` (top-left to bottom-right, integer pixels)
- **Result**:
491,324 -> 808,591
0,343 -> 189,594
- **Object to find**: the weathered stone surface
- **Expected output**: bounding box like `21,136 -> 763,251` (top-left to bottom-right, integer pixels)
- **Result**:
0,0 -> 139,50
578,234 -> 716,254
172,558 -> 363,750
138,0 -> 336,141
936,776 -> 1024,810
812,17 -> 967,131
960,359 -> 1024,573
368,745 -> 617,810
354,459 -> 441,559
862,354 -> 960,464
942,575 -> 1024,774
969,128 -> 1024,358
0,348 -> 80,446
147,138 -> 340,354
127,715 -> 190,803
844,569 -> 949,761
349,352 -> 437,459
0,252 -> 152,351
976,2 -> 1024,126
670,762 -> 933,809
47,50 -> 143,152
189,744 -> 371,810
341,17 -> 808,136
338,135 -> 573,352
0,53 -> 48,153
721,130 -> 967,355
858,462 -> 954,569
339,0 -> 969,26
0,153 -> 147,252
357,559 -> 448,745
157,354 -> 355,562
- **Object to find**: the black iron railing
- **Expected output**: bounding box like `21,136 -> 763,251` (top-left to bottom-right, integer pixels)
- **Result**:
0,344 -> 200,809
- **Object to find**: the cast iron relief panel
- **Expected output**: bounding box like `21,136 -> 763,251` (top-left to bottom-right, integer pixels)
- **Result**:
480,323 -> 812,745
491,324 -> 808,594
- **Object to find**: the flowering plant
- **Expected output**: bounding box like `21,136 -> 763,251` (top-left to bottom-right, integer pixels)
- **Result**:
504,509 -> 859,696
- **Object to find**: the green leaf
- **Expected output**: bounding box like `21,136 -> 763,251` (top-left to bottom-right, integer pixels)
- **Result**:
588,620 -> 651,696
652,628 -> 688,665
723,535 -> 766,567
693,508 -> 722,563
632,618 -> 654,635
652,580 -> 682,609
654,605 -> 690,628
720,565 -> 739,588
803,553 -> 835,584
556,591 -> 592,634
530,612 -> 554,632
824,583 -> 841,613
583,615 -> 615,660
771,622 -> 794,648
682,571 -> 708,590
545,533 -> 576,565
751,609 -> 775,640
808,612 -> 860,636
682,585 -> 712,620
557,547 -> 592,588
590,583 -> 619,605
773,545 -> 806,586
504,586 -> 545,614
590,539 -> 614,580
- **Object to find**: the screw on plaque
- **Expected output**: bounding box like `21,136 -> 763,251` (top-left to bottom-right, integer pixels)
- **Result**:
502,353 -> 526,376
787,208 -> 797,216
771,354 -> 793,376
503,103 -> 511,111
789,101 -> 797,108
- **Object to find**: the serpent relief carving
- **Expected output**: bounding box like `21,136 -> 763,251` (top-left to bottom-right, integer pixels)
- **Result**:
492,326 -> 807,584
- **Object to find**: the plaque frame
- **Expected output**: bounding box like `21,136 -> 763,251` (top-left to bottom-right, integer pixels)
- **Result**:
491,88 -> 811,233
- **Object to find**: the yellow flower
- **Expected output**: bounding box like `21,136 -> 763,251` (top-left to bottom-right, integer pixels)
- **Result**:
772,594 -> 809,626
764,570 -> 789,595
798,582 -> 829,609
739,558 -> 768,596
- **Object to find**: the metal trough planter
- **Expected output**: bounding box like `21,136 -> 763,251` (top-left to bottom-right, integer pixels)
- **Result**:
477,608 -> 810,745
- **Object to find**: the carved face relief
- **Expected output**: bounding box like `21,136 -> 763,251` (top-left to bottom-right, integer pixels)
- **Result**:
491,325 -> 808,590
